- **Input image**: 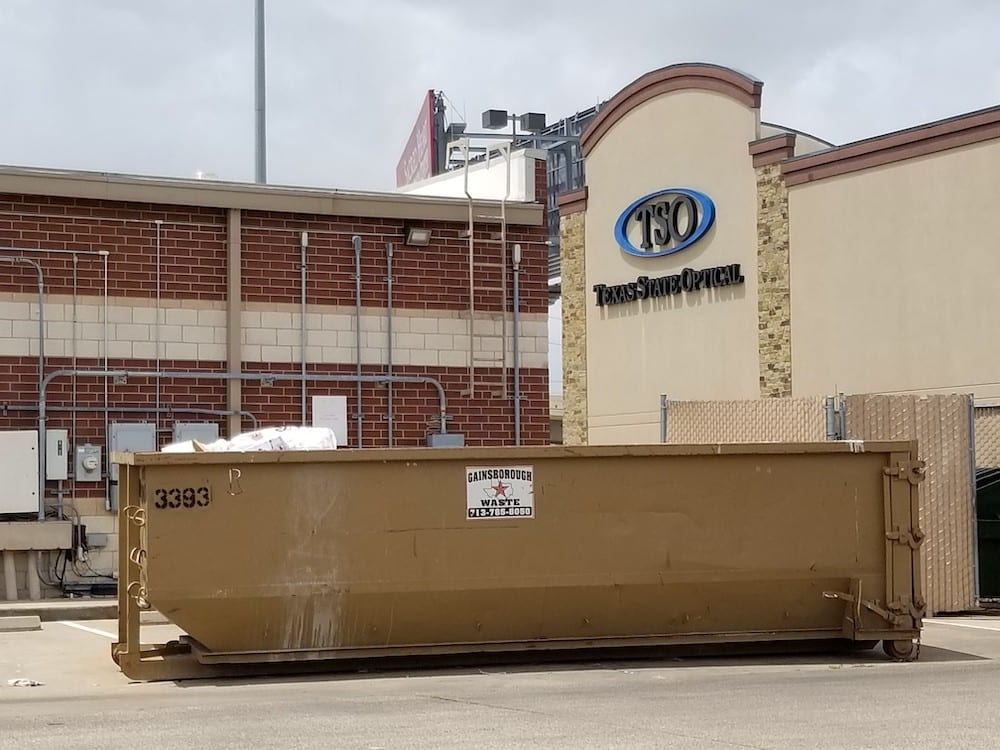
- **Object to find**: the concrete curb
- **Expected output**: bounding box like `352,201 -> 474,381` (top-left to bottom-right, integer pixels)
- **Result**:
0,615 -> 42,632
0,601 -> 169,625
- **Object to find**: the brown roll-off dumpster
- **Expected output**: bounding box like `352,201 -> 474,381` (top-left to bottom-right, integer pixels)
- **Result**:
112,442 -> 925,681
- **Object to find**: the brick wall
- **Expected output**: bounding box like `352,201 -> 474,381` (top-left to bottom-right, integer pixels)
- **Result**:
0,194 -> 227,300
0,182 -> 549,596
240,212 -> 548,314
0,191 -> 550,456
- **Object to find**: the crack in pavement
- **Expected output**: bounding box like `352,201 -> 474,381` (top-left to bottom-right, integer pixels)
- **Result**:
418,693 -> 772,749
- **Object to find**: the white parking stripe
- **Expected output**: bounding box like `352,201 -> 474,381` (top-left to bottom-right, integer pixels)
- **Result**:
56,621 -> 117,639
925,619 -> 1000,632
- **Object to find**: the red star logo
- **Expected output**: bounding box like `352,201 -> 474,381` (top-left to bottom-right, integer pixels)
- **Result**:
491,481 -> 509,498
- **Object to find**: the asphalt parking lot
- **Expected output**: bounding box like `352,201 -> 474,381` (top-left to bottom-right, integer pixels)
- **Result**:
2,616 -> 1000,749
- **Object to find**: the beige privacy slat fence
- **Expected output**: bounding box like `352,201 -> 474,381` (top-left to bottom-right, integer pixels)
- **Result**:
843,394 -> 975,616
976,407 -> 1000,467
662,397 -> 828,444
661,394 -> 976,615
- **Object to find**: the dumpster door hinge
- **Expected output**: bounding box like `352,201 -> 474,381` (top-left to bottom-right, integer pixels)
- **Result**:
887,596 -> 926,625
883,461 -> 926,485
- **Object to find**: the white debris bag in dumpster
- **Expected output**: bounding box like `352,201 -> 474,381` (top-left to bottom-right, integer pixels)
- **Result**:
162,426 -> 337,453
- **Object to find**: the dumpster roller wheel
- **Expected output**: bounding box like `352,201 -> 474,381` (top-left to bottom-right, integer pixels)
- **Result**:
883,638 -> 918,661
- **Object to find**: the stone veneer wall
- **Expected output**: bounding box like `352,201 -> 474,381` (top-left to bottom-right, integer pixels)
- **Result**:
755,164 -> 792,397
559,211 -> 588,444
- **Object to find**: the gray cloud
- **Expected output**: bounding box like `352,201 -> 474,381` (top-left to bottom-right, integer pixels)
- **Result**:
1,0 -> 997,190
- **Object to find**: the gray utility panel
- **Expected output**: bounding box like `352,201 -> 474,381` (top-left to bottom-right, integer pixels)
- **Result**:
172,422 -> 220,445
109,422 -> 157,509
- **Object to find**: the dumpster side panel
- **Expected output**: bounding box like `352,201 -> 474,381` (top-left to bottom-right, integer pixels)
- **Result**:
129,447 -> 910,654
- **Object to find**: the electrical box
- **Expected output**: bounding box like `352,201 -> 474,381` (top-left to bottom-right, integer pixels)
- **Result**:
312,396 -> 347,446
172,422 -> 220,445
109,422 -> 157,509
75,444 -> 103,482
0,431 -> 38,514
426,432 -> 465,448
45,429 -> 69,481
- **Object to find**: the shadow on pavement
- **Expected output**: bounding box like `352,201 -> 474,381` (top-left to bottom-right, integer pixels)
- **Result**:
168,639 -> 986,689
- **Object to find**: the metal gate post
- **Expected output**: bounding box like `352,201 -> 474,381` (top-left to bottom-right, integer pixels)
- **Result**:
969,395 -> 981,603
659,394 -> 667,443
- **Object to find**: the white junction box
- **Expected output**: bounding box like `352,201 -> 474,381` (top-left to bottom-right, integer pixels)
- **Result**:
45,429 -> 69,481
312,396 -> 347,447
0,431 -> 38,514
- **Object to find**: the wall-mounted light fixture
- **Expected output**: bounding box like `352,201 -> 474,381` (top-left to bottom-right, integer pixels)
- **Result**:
405,226 -> 432,246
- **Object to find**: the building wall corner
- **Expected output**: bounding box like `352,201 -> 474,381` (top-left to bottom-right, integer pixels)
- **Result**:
560,210 -> 589,444
756,164 -> 793,397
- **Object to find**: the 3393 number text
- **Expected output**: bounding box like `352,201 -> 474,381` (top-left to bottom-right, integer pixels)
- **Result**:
153,487 -> 211,509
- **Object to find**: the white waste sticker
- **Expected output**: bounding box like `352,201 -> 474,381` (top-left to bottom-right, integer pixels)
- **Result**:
465,466 -> 534,520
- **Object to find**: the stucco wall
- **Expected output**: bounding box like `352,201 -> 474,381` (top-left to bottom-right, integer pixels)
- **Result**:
788,138 -> 1000,401
582,90 -> 761,444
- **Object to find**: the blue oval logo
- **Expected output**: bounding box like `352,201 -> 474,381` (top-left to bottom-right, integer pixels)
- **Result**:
614,188 -> 716,258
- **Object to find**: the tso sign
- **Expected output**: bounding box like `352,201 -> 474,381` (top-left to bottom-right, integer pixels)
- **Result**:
614,188 -> 715,257
594,187 -> 744,308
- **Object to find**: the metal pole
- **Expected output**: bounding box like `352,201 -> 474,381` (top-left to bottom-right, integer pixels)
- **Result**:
353,235 -> 363,447
512,244 -> 521,446
102,252 -> 110,509
660,394 -> 668,443
5,403 -> 260,430
462,140 -> 476,396
300,231 -> 308,426
71,255 -> 78,510
154,220 -> 163,437
969,396 -> 981,603
500,144 -> 511,399
386,241 -> 394,448
825,396 -> 836,441
254,0 -> 267,183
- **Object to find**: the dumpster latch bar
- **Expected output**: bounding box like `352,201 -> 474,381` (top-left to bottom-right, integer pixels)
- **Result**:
886,526 -> 925,549
883,461 -> 926,485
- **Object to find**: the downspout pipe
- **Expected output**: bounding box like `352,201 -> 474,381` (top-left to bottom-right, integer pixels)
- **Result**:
386,241 -> 394,447
300,231 -> 308,427
512,243 -> 522,447
353,235 -> 363,447
102,251 -> 110,510
37,370 -> 449,485
154,220 -> 163,437
0,256 -> 45,519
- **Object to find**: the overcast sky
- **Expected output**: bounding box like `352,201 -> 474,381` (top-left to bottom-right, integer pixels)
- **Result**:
2,0 -> 998,192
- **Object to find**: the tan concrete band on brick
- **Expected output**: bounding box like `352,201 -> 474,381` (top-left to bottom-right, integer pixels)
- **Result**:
756,164 -> 792,398
559,211 -> 588,445
0,293 -> 548,369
